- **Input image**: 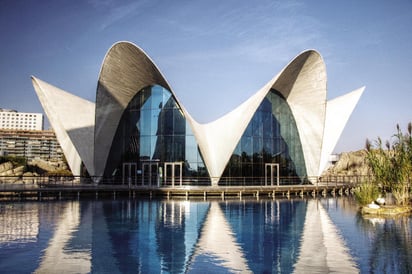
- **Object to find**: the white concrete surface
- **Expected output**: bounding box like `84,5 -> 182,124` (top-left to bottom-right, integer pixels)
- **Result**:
32,77 -> 95,176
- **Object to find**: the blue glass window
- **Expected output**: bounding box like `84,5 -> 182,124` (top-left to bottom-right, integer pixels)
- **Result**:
221,89 -> 306,184
104,85 -> 207,183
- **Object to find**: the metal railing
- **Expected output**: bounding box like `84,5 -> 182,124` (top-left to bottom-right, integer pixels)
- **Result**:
0,174 -> 373,192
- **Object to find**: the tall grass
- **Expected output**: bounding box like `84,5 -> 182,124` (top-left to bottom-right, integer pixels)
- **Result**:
364,122 -> 412,205
354,182 -> 380,206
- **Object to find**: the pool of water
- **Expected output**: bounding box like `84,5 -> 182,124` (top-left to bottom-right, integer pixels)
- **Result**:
0,197 -> 410,273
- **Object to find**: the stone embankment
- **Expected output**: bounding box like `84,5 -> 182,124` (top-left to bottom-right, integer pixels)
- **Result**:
0,159 -> 70,184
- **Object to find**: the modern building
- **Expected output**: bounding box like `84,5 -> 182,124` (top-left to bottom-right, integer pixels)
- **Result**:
0,108 -> 43,131
31,41 -> 364,186
0,129 -> 64,161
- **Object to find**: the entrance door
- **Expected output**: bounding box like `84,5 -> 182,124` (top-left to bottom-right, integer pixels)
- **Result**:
122,162 -> 137,186
164,162 -> 183,187
142,162 -> 160,186
265,163 -> 280,186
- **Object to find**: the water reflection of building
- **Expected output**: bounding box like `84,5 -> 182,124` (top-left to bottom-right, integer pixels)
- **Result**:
92,199 -> 309,273
4,198 -> 411,273
35,202 -> 91,274
293,200 -> 358,273
356,212 -> 412,273
219,200 -> 307,273
187,202 -> 252,273
0,204 -> 39,243
0,199 -> 367,273
32,41 -> 364,185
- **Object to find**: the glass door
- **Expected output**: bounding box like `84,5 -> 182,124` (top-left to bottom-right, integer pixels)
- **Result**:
265,163 -> 279,186
142,161 -> 159,186
164,162 -> 183,187
122,162 -> 137,186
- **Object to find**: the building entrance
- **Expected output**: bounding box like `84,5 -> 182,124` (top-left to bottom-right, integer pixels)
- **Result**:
142,160 -> 160,186
164,162 -> 183,187
122,162 -> 137,186
265,163 -> 280,186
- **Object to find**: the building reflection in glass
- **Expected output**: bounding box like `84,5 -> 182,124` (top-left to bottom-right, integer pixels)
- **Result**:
222,89 -> 306,184
106,85 -> 208,184
105,85 -> 308,185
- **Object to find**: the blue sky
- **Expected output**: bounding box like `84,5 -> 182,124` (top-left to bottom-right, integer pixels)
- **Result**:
0,0 -> 411,153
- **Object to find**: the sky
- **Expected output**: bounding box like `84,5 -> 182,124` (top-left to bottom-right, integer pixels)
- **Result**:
0,0 -> 411,153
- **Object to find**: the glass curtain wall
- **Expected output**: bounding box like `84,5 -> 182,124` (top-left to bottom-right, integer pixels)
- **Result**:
221,89 -> 306,185
104,85 -> 208,185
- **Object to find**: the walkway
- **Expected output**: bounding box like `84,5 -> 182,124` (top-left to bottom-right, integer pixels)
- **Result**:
0,181 -> 355,200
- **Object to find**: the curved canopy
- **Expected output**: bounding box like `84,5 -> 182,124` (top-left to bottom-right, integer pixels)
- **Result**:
94,42 -> 173,177
31,77 -> 95,176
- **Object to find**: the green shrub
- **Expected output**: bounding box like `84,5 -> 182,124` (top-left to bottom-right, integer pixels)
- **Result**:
0,155 -> 27,166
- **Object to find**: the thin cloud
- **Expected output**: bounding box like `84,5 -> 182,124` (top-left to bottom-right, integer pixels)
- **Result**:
87,0 -> 150,31
158,1 -> 325,66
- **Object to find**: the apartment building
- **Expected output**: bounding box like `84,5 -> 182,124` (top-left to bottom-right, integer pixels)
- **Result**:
0,129 -> 64,161
0,108 -> 43,130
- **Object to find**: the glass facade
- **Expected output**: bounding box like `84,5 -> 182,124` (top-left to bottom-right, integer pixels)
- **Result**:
221,89 -> 306,185
105,86 -> 306,185
104,85 -> 208,184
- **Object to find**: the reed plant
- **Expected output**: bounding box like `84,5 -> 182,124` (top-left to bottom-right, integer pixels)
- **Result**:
365,122 -> 412,205
354,181 -> 380,206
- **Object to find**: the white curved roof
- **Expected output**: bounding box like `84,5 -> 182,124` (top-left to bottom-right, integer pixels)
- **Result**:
192,50 -> 328,184
320,87 -> 365,175
32,42 -> 363,183
94,41 -> 174,177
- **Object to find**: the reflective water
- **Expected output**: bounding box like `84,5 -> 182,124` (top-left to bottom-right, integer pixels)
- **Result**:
0,197 -> 410,273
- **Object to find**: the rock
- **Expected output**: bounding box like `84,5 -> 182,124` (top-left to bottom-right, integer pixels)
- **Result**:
5,169 -> 13,176
12,166 -> 24,175
0,162 -> 13,173
322,150 -> 370,177
23,171 -> 34,177
29,159 -> 58,173
22,172 -> 37,184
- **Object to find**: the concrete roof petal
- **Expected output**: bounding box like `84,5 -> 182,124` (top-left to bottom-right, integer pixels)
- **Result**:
31,76 -> 95,176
